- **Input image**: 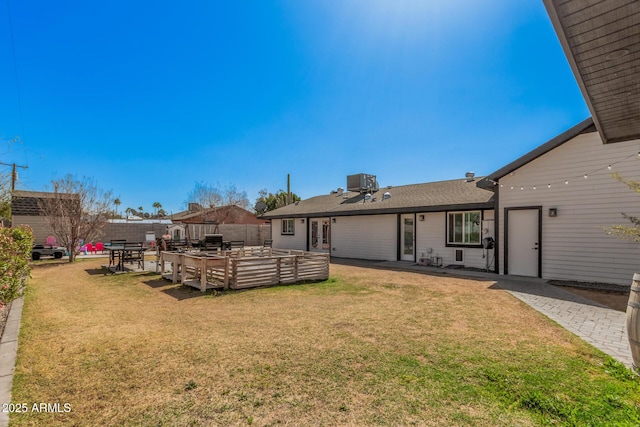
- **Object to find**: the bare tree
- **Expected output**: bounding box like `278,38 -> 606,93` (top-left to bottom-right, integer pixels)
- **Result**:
222,184 -> 249,210
185,182 -> 249,210
38,175 -> 115,262
605,173 -> 640,242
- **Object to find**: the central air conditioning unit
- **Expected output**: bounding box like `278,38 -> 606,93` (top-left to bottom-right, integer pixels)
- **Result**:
347,173 -> 379,193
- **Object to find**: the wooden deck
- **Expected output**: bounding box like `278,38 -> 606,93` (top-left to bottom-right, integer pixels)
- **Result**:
158,248 -> 330,292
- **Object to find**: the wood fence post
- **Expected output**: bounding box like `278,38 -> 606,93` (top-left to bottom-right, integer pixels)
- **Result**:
276,257 -> 281,283
172,260 -> 179,284
223,257 -> 230,290
200,258 -> 207,292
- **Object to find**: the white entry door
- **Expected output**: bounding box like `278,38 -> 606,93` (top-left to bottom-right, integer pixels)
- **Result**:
401,214 -> 415,261
507,208 -> 539,277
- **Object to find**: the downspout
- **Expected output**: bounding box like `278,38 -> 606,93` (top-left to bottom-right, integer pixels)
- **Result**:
494,189 -> 500,274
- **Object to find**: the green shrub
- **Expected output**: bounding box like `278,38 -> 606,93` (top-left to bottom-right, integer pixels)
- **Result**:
0,225 -> 33,305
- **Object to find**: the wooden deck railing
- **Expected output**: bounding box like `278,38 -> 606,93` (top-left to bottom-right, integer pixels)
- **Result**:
159,249 -> 330,292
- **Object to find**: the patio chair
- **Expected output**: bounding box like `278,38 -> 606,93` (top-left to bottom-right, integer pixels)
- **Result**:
229,240 -> 245,249
85,242 -> 94,254
263,239 -> 273,248
123,242 -> 144,270
95,242 -> 104,254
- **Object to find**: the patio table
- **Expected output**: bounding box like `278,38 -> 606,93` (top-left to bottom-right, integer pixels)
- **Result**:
106,243 -> 146,271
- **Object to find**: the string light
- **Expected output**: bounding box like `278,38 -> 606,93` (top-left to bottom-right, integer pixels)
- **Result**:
495,150 -> 639,192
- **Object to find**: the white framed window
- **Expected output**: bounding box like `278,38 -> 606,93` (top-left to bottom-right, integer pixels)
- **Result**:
447,211 -> 481,245
281,219 -> 295,235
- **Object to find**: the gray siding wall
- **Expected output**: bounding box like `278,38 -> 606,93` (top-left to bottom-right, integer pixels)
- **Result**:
498,132 -> 640,286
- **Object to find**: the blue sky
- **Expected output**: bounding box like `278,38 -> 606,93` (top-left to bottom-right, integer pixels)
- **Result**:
0,0 -> 589,215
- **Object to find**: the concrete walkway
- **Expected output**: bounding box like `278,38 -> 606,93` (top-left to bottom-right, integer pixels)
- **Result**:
333,259 -> 634,369
495,276 -> 632,368
0,297 -> 24,427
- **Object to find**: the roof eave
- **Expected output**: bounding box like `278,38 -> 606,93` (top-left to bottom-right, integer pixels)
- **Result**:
260,202 -> 494,219
478,117 -> 595,187
542,0 -> 607,143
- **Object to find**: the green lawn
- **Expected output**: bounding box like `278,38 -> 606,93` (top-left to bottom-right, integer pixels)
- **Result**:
10,259 -> 640,426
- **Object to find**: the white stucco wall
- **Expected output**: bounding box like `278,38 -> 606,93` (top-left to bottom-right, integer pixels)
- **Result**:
271,218 -> 307,251
415,210 -> 494,270
498,132 -> 640,286
331,214 -> 397,261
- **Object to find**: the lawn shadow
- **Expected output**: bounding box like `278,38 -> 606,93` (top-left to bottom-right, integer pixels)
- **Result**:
162,285 -> 221,301
30,260 -> 70,269
139,275 -> 218,300
84,268 -> 106,276
141,277 -> 173,289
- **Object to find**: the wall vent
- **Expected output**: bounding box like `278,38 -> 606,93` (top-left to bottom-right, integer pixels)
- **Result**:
454,249 -> 464,263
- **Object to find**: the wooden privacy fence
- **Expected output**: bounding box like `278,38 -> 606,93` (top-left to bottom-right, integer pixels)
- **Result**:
159,248 -> 329,292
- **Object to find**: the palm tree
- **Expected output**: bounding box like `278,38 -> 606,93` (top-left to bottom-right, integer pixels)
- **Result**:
152,202 -> 162,216
125,207 -> 133,219
114,198 -> 121,218
138,206 -> 144,215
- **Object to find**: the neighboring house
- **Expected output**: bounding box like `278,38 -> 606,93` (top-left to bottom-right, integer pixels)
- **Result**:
478,118 -> 640,286
171,204 -> 270,245
262,175 -> 496,270
171,204 -> 269,225
11,190 -> 79,244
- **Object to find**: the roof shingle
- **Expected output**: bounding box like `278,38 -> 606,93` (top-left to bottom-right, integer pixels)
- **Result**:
262,178 -> 494,219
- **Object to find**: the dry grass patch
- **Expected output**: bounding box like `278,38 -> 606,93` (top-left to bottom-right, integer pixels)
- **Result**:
10,260 -> 640,426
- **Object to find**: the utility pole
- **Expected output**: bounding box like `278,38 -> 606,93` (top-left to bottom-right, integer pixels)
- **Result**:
0,162 -> 28,191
